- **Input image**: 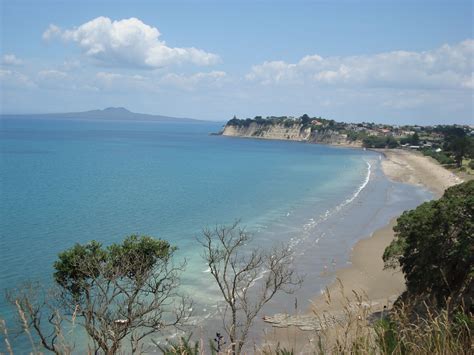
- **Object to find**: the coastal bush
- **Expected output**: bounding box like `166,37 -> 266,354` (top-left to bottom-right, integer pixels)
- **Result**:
444,134 -> 474,168
383,180 -> 474,312
362,136 -> 399,149
7,235 -> 189,354
421,148 -> 455,165
283,119 -> 295,128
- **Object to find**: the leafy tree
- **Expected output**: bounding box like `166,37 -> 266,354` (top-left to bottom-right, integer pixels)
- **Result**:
300,114 -> 311,126
448,136 -> 474,168
199,221 -> 302,355
383,181 -> 473,312
386,136 -> 399,148
362,136 -> 399,149
422,149 -> 455,165
411,132 -> 420,145
10,235 -> 189,354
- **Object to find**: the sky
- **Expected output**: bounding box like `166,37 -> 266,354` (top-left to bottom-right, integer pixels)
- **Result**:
0,0 -> 473,124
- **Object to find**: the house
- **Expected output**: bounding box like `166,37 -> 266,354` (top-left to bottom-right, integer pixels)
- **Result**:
378,128 -> 392,135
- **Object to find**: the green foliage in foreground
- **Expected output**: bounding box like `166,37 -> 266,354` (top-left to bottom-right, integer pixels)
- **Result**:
372,308 -> 473,355
54,235 -> 174,298
383,180 -> 474,310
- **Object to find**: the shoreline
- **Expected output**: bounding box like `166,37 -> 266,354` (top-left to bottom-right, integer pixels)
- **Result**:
262,148 -> 464,351
377,149 -> 463,198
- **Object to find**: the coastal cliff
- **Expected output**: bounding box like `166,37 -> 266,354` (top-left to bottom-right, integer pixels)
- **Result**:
220,116 -> 362,147
222,122 -> 312,141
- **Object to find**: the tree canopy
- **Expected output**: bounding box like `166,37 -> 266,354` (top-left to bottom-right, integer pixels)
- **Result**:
383,181 -> 474,311
12,235 -> 188,354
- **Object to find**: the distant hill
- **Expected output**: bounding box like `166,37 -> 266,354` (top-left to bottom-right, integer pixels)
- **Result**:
1,107 -> 207,123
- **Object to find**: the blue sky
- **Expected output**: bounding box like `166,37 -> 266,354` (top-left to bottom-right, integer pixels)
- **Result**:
1,0 -> 472,124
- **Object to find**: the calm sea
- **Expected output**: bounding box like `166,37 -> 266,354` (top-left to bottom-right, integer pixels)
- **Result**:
0,118 -> 431,352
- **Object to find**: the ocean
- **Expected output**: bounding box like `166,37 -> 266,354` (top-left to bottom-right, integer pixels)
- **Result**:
0,118 -> 432,352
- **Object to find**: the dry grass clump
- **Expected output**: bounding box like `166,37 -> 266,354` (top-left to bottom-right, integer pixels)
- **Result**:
258,284 -> 472,355
2,283 -> 472,354
308,291 -> 472,355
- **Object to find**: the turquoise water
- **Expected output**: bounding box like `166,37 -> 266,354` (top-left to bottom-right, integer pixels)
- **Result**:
0,118 -> 431,351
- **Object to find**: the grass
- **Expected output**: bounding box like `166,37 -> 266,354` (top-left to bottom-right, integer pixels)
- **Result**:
2,283 -> 472,354
257,286 -> 472,355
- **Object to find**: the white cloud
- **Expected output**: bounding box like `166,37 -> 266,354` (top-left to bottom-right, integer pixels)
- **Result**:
36,70 -> 82,90
2,54 -> 23,66
0,69 -> 36,89
42,24 -> 62,41
94,71 -> 153,92
43,17 -> 220,68
160,71 -> 227,90
92,70 -> 227,92
61,59 -> 82,71
246,39 -> 474,90
38,69 -> 68,80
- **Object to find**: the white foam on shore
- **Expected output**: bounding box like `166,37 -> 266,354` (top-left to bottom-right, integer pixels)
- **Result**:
290,160 -> 373,250
338,160 -> 371,209
186,160 -> 374,333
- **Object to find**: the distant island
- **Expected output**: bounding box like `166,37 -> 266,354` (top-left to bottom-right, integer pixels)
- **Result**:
221,114 -> 474,170
0,107 -> 207,123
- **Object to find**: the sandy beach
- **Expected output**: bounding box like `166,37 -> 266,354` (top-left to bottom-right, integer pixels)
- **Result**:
262,149 -> 464,352
307,149 -> 464,311
379,149 -> 463,198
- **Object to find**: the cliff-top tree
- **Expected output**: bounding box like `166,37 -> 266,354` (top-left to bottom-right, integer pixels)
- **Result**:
10,235 -> 189,354
199,221 -> 302,355
383,180 -> 473,312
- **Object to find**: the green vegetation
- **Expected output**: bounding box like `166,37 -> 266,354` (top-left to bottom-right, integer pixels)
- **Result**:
362,135 -> 399,148
8,235 -> 188,354
435,126 -> 474,168
421,148 -> 455,165
383,180 -> 473,312
227,115 -> 299,128
227,114 -> 336,131
399,132 -> 420,146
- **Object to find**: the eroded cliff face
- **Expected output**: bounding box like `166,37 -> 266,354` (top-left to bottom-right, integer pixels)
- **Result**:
221,123 -> 362,147
221,123 -> 311,141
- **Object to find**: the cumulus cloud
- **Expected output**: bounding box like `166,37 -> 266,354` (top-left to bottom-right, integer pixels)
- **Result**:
2,54 -> 23,66
246,39 -> 474,90
43,17 -> 220,68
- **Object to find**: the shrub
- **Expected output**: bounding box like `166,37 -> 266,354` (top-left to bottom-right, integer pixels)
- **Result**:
383,181 -> 473,312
